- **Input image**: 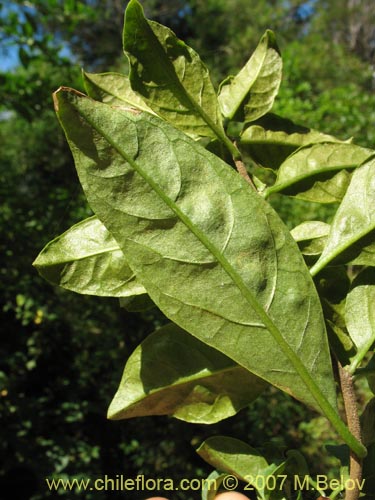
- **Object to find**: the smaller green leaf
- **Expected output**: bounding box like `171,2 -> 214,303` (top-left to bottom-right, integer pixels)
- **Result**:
266,143 -> 374,203
197,437 -> 287,500
82,71 -> 155,113
311,159 -> 375,275
240,113 -> 341,170
346,269 -> 375,352
201,471 -> 226,500
123,0 -> 224,139
291,221 -> 330,257
197,436 -> 269,481
218,31 -> 282,122
108,324 -> 267,424
33,216 -> 145,297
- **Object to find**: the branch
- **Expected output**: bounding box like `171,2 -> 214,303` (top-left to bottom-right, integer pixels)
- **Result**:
234,157 -> 257,191
337,361 -> 363,500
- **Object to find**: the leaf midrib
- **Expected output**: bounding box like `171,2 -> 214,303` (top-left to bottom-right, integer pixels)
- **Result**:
39,245 -> 122,266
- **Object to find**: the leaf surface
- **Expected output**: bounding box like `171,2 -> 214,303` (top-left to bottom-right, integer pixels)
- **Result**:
53,87 -> 337,415
218,31 -> 282,122
108,324 -> 267,424
123,0 -> 223,139
240,113 -> 342,170
33,216 -> 145,297
266,143 -> 374,203
311,159 -> 375,275
83,71 -> 155,113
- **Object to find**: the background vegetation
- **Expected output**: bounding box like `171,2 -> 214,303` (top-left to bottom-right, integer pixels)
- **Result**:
1,1 -> 375,498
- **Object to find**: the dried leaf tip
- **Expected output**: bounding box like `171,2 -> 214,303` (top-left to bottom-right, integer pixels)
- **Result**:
52,87 -> 88,112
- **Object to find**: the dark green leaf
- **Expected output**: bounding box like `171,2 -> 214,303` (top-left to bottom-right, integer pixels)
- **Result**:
119,293 -> 155,312
123,0 -> 223,139
266,143 -> 374,203
240,113 -> 341,170
33,216 -> 145,297
54,88 -> 338,415
316,268 -> 354,366
367,356 -> 375,395
218,31 -> 282,122
361,397 -> 375,446
362,443 -> 375,497
108,324 -> 267,424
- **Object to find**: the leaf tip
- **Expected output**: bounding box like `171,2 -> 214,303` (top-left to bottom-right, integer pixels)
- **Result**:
52,86 -> 88,112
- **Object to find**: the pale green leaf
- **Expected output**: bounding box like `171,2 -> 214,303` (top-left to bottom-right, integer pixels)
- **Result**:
291,221 -> 330,257
346,269 -> 375,352
83,71 -> 155,113
108,324 -> 267,424
53,87 -> 338,416
123,0 -> 223,139
266,143 -> 374,203
311,159 -> 375,275
33,216 -> 145,297
218,31 -> 282,122
240,113 -> 343,170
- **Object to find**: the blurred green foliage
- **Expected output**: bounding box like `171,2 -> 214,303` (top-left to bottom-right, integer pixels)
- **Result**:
1,1 -> 375,498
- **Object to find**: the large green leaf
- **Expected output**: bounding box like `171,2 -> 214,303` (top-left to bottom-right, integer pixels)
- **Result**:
346,269 -> 375,353
265,143 -> 374,203
108,324 -> 267,424
122,0 -> 223,140
83,71 -> 155,113
53,88 -> 337,417
33,216 -> 145,297
218,31 -> 282,123
240,113 -> 342,170
310,159 -> 375,275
